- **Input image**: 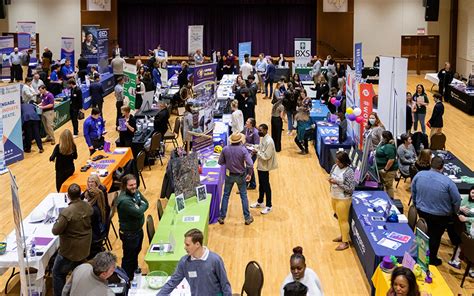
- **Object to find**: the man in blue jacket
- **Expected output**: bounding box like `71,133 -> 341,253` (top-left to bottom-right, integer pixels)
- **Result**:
264,58 -> 276,99
21,103 -> 44,153
83,107 -> 106,155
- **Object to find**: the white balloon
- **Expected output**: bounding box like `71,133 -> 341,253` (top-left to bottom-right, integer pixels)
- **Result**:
353,107 -> 362,116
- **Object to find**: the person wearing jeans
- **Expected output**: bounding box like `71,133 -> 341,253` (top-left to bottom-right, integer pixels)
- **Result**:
250,124 -> 278,215
218,133 -> 254,225
21,103 -> 44,153
116,174 -> 149,280
264,58 -> 275,99
413,84 -> 429,134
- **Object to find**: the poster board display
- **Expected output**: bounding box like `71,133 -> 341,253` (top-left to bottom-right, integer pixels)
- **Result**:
1,84 -> 24,165
188,25 -> 203,56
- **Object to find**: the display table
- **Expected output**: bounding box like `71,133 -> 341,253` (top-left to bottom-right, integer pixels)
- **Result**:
131,127 -> 154,158
132,277 -> 191,295
319,136 -> 354,172
434,150 -> 474,194
446,83 -> 474,115
371,265 -> 453,296
310,100 -> 330,122
350,191 -> 416,288
0,193 -> 67,289
60,148 -> 133,192
81,72 -> 115,109
145,194 -> 211,274
275,67 -> 290,81
424,73 -> 463,91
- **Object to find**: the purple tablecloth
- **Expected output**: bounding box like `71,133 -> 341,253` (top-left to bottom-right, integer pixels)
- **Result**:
201,165 -> 225,224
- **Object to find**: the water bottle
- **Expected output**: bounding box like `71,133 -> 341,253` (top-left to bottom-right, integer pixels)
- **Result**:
159,240 -> 164,256
134,268 -> 142,288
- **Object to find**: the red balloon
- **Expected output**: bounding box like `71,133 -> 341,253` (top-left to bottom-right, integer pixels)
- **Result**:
356,116 -> 364,123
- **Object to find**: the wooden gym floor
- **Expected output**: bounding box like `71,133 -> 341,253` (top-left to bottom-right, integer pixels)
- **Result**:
0,75 -> 473,295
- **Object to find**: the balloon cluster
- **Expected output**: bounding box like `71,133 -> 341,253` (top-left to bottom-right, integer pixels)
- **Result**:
346,107 -> 364,124
329,96 -> 342,107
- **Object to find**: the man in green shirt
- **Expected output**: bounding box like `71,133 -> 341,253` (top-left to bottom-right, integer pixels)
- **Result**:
116,174 -> 149,280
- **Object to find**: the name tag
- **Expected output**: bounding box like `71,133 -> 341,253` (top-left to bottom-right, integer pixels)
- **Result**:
188,271 -> 197,278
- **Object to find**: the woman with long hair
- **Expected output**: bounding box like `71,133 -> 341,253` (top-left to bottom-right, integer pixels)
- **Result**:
84,187 -> 110,259
412,84 -> 429,134
415,149 -> 432,172
49,129 -> 77,192
363,112 -> 385,151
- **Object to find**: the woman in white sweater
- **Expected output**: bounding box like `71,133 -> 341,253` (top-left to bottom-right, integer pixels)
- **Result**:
230,99 -> 244,134
281,246 -> 324,296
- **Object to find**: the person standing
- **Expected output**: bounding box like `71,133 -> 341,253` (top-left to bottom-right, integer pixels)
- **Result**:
51,183 -> 93,296
374,131 -> 398,199
363,112 -> 385,152
283,82 -> 298,135
62,251 -> 117,296
437,62 -> 453,100
118,106 -> 136,147
412,156 -> 461,266
134,76 -> 145,110
265,58 -> 276,99
153,102 -> 170,136
9,47 -> 23,83
250,124 -> 277,215
116,174 -> 149,280
312,55 -> 322,83
328,151 -> 355,251
244,118 -> 260,190
255,53 -> 267,93
152,61 -> 162,88
41,47 -> 53,75
38,85 -> 56,145
294,110 -> 312,155
240,54 -> 253,82
111,54 -> 125,84
32,72 -> 45,93
21,102 -> 44,153
230,100 -> 244,134
77,53 -> 89,82
84,108 -> 106,155
428,93 -> 444,138
21,77 -> 37,103
50,129 -> 78,192
193,49 -> 204,65
240,88 -> 255,122
157,229 -> 232,296
84,187 -> 110,259
177,61 -> 189,89
223,49 -> 236,75
247,74 -> 258,106
406,92 -> 415,134
20,49 -> 32,80
112,43 -> 123,59
413,84 -> 429,134
218,133 -> 254,225
67,79 -> 83,137
271,81 -> 285,152
114,77 -> 125,127
89,73 -> 104,114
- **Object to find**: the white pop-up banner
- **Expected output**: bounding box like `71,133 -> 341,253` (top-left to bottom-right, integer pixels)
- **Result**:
188,25 -> 204,56
378,56 -> 408,138
294,38 -> 311,68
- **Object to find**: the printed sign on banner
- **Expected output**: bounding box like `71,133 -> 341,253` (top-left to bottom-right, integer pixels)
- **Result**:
61,37 -> 75,68
17,33 -> 30,52
124,64 -> 137,110
81,25 -> 99,65
238,42 -> 252,65
355,42 -> 362,80
188,25 -> 204,56
0,84 -> 23,165
0,110 -> 6,174
294,38 -> 311,68
0,36 -> 14,80
193,63 -> 217,86
358,83 -> 374,149
97,29 -> 109,73
17,21 -> 37,63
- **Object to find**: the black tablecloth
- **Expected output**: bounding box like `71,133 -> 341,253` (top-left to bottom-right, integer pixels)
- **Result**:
131,128 -> 154,157
435,150 -> 473,194
446,85 -> 474,115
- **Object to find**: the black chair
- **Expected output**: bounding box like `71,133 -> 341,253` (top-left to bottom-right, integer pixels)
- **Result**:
233,261 -> 264,296
415,218 -> 428,235
395,169 -> 410,188
136,150 -> 147,189
146,214 -> 155,244
164,118 -> 181,148
411,132 -> 429,154
450,215 -> 466,262
107,191 -> 119,242
460,232 -> 474,287
157,199 -> 164,221
407,205 -> 418,232
429,133 -> 446,150
145,132 -> 164,166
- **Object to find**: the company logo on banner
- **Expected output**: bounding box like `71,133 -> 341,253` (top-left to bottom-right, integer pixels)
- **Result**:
193,63 -> 217,86
0,84 -> 23,165
0,36 -> 14,80
188,25 -> 204,56
17,33 -> 30,53
355,42 -> 362,80
238,42 -> 252,65
124,63 -> 137,110
358,83 -> 374,149
17,21 -> 37,63
97,29 -> 109,73
294,38 -> 311,68
82,25 -> 99,64
61,37 -> 75,68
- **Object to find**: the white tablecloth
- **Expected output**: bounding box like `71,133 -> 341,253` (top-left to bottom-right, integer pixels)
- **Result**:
219,74 -> 238,86
0,193 -> 67,279
424,73 -> 463,85
129,277 -> 190,295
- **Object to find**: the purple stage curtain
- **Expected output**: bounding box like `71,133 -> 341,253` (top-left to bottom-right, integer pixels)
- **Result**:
118,0 -> 315,57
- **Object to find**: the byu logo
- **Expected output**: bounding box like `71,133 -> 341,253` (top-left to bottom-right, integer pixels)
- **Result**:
300,42 -> 306,50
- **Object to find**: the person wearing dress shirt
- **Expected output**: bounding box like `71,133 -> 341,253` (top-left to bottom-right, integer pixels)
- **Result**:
118,106 -> 136,147
9,47 -> 23,82
255,53 -> 267,93
84,108 -> 106,155
193,49 -> 204,65
112,44 -> 123,59
61,59 -> 75,81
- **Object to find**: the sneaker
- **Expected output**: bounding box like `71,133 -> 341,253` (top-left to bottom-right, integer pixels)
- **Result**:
217,217 -> 225,225
469,268 -> 474,278
261,207 -> 272,214
298,150 -> 307,155
250,202 -> 264,208
39,149 -> 44,153
73,135 -> 79,139
244,216 -> 254,225
448,259 -> 461,269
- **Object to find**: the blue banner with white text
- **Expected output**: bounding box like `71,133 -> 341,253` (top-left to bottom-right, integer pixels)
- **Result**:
238,42 -> 252,65
97,29 -> 109,74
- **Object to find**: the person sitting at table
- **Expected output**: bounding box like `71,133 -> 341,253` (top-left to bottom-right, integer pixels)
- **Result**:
153,102 -> 170,136
157,229 -> 232,296
314,75 -> 329,104
51,183 -> 93,296
280,246 -> 323,296
117,106 -> 136,148
21,102 -> 44,153
375,131 -> 398,199
386,266 -> 423,296
294,109 -> 313,155
193,49 -> 204,65
230,99 -> 244,134
363,112 -> 385,151
50,129 -> 78,192
84,107 -> 106,155
328,151 -> 355,251
412,156 -> 461,266
397,133 -> 417,176
449,186 -> 474,274
244,118 -> 260,190
62,251 -> 117,296
84,187 -> 110,259
61,58 -> 75,81
89,73 -> 104,115
414,149 -> 432,173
